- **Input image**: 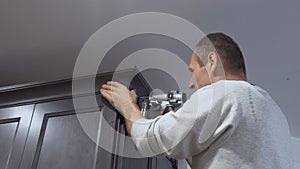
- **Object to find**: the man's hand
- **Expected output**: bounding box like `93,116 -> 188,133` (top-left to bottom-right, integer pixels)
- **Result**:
101,81 -> 137,114
100,81 -> 144,135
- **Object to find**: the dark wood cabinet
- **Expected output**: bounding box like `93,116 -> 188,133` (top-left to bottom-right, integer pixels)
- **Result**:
0,69 -> 175,169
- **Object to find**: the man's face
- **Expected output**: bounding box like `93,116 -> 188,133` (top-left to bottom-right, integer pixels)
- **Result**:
188,52 -> 211,90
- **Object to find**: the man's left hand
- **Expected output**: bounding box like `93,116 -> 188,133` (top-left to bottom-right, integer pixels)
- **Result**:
100,81 -> 142,122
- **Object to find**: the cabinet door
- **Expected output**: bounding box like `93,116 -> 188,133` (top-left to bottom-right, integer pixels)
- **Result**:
20,97 -> 115,169
0,105 -> 34,169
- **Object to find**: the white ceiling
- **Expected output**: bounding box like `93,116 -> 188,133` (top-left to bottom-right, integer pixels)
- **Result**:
0,0 -> 299,138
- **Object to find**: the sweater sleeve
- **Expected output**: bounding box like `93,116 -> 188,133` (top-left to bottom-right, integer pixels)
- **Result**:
131,82 -> 241,159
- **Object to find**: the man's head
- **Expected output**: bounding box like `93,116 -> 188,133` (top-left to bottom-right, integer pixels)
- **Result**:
189,32 -> 247,89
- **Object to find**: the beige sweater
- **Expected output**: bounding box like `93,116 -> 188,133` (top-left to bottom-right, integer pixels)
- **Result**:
131,80 -> 294,169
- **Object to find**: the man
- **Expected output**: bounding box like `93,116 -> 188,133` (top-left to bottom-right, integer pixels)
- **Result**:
100,33 -> 293,168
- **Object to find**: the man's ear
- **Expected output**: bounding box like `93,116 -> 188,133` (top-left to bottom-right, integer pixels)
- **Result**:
207,52 -> 219,73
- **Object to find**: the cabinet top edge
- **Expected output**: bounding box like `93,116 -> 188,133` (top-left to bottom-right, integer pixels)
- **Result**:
0,68 -> 138,93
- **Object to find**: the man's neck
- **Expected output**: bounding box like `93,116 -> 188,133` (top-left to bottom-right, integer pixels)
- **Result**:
211,74 -> 246,84
226,73 -> 247,81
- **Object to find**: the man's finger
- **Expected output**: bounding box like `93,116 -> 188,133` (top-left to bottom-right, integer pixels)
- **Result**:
102,84 -> 116,91
106,81 -> 121,87
100,89 -> 113,103
101,84 -> 110,90
101,88 -> 113,96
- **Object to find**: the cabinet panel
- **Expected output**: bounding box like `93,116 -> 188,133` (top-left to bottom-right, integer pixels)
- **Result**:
36,113 -> 97,169
0,122 -> 18,169
0,105 -> 34,169
20,98 -> 113,169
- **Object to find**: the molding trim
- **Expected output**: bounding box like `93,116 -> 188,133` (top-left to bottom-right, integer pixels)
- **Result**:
0,68 -> 151,108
